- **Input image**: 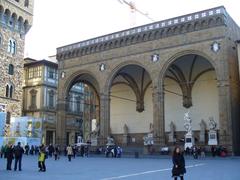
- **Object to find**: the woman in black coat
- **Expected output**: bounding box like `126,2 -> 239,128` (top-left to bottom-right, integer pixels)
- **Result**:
172,147 -> 186,180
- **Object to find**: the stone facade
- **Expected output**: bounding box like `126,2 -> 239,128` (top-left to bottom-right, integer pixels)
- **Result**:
0,0 -> 33,119
56,6 -> 240,155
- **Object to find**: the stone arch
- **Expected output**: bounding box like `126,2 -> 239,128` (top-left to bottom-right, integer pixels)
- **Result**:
17,16 -> 24,32
11,13 -> 18,28
194,21 -> 200,30
166,28 -> 173,36
23,20 -> 29,33
105,61 -> 153,94
154,30 -> 159,39
201,20 -> 207,28
161,51 -> 220,142
216,17 -> 223,25
4,9 -> 11,24
208,18 -> 215,27
186,23 -> 193,32
114,40 -> 119,47
130,36 -> 135,43
63,70 -> 100,100
159,50 -> 219,88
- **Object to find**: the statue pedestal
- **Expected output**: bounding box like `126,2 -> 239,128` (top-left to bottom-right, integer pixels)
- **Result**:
122,134 -> 130,145
91,137 -> 98,146
184,133 -> 194,150
199,132 -> 205,143
168,133 -> 175,143
208,130 -> 218,145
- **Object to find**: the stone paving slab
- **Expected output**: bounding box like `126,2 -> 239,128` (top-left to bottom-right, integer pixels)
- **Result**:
0,155 -> 239,180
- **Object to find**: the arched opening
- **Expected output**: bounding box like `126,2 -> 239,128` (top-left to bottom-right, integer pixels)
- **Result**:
8,64 -> 14,75
163,54 -> 219,145
17,16 -> 23,33
109,64 -> 152,146
64,73 -> 100,145
3,9 -> 11,25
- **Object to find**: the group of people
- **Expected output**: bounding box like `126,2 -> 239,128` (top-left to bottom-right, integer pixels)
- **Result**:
4,142 -> 24,171
185,146 -> 206,159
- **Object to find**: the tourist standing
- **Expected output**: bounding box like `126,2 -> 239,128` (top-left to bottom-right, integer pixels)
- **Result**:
38,147 -> 46,172
48,144 -> 54,157
54,146 -> 60,160
5,143 -> 14,170
25,143 -> 30,155
172,147 -> 186,180
13,142 -> 24,171
66,145 -> 73,161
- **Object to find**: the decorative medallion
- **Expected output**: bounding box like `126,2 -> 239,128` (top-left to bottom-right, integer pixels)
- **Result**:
61,71 -> 65,79
151,54 -> 160,62
99,63 -> 106,71
211,42 -> 220,53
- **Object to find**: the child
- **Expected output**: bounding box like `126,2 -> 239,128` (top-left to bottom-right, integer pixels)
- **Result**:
38,148 -> 46,172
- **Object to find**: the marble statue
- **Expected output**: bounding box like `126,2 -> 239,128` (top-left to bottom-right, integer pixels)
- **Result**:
123,124 -> 129,134
168,121 -> 176,143
209,117 -> 217,130
184,111 -> 192,135
149,123 -> 154,133
106,136 -> 115,146
91,120 -> 100,139
200,119 -> 206,132
199,119 -> 206,143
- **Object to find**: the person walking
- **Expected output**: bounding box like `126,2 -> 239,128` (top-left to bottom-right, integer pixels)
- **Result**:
172,147 -> 186,180
13,142 -> 24,171
38,147 -> 46,172
66,145 -> 73,161
5,143 -> 14,170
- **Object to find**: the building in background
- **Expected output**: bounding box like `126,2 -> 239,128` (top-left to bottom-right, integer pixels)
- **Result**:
23,57 -> 98,145
0,0 -> 34,125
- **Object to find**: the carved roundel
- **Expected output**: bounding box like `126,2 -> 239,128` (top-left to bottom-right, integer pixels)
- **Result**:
99,63 -> 106,71
211,42 -> 220,53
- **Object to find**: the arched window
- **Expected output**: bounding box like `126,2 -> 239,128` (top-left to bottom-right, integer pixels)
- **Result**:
6,84 -> 14,98
5,85 -> 9,97
8,39 -> 16,54
9,85 -> 13,98
8,64 -> 14,75
5,84 -> 14,98
24,0 -> 29,7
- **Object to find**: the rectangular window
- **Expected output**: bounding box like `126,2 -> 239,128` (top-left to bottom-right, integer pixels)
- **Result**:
48,67 -> 57,79
31,94 -> 36,107
49,93 -> 54,108
28,66 -> 42,79
28,68 -> 33,79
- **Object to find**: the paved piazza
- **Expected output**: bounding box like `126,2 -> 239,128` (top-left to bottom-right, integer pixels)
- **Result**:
0,155 -> 240,180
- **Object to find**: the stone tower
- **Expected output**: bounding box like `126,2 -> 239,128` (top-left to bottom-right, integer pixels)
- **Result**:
0,0 -> 34,120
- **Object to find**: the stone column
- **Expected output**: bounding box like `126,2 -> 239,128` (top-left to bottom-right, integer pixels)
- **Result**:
98,93 -> 110,145
56,98 -> 67,148
217,80 -> 233,151
152,85 -> 165,146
